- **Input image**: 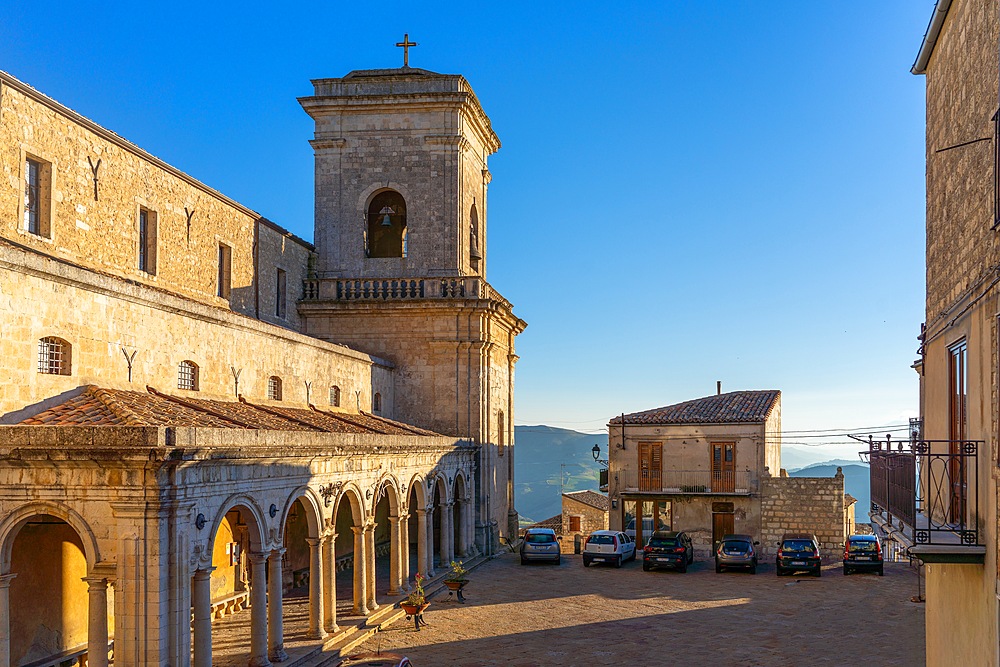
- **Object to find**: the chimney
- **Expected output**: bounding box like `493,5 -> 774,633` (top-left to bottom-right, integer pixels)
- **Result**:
716,380 -> 721,395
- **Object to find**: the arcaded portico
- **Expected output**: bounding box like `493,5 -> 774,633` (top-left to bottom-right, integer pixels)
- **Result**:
0,389 -> 478,667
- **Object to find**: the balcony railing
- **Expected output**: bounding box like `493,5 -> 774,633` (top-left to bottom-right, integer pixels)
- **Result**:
615,469 -> 755,495
301,276 -> 513,308
867,436 -> 982,547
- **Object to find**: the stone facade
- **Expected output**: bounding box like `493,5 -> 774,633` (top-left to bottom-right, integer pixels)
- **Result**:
561,492 -> 609,543
760,469 -> 846,556
910,1 -> 1000,665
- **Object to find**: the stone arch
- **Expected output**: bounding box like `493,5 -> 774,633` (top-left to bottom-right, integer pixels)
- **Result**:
405,473 -> 428,512
205,493 -> 268,561
278,486 -> 324,541
365,189 -> 407,258
0,500 -> 100,574
332,484 -> 366,527
430,472 -> 451,505
373,474 -> 402,516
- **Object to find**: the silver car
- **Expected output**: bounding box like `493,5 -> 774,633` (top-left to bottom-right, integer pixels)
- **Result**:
520,527 -> 561,564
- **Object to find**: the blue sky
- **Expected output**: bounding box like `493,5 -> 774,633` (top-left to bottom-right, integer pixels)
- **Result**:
0,2 -> 932,458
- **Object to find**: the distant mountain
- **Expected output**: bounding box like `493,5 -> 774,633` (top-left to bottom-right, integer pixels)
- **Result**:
789,462 -> 870,523
514,425 -> 605,526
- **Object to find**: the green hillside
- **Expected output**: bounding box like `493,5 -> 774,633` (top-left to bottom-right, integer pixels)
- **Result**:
514,425 -> 606,526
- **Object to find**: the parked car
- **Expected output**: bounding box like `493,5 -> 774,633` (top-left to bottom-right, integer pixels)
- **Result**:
642,530 -> 694,572
775,533 -> 822,577
583,530 -> 635,568
520,527 -> 561,565
624,516 -> 669,541
715,534 -> 759,574
843,534 -> 883,576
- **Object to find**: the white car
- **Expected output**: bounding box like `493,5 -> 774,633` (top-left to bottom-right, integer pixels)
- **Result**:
582,530 -> 636,568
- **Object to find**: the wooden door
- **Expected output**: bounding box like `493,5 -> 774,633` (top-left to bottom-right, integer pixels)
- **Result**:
638,442 -> 662,492
712,512 -> 734,550
712,443 -> 736,493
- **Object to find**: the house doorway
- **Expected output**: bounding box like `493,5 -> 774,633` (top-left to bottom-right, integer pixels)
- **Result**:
712,502 -> 735,551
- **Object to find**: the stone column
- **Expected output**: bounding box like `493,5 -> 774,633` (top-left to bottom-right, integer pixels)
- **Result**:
425,507 -> 436,577
323,534 -> 339,634
267,549 -> 289,661
248,553 -> 272,667
83,575 -> 110,667
399,514 -> 411,591
442,502 -> 454,565
415,509 -> 429,578
351,526 -> 369,615
457,500 -> 468,557
387,515 -> 402,595
465,496 -> 477,556
364,523 -> 379,612
305,539 -> 327,639
192,568 -> 214,667
0,573 -> 15,667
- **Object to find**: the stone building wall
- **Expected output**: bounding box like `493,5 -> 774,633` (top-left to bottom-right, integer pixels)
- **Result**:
561,496 -> 608,542
760,469 -> 845,558
0,71 -> 311,321
0,240 -> 391,420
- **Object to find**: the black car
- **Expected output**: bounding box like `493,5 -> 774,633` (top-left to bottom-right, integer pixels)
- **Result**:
775,533 -> 821,577
642,530 -> 694,572
843,534 -> 883,575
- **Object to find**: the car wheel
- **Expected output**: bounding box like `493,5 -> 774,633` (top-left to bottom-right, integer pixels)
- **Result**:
689,550 -> 694,565
615,555 -> 622,568
843,567 -> 850,576
555,555 -> 561,565
815,567 -> 822,578
715,564 -> 722,573
878,567 -> 884,577
776,567 -> 784,577
679,564 -> 687,573
643,562 -> 650,571
520,556 -> 527,565
583,557 -> 591,567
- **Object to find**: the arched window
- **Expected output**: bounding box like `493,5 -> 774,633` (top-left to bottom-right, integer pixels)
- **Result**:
366,190 -> 407,258
178,360 -> 199,391
470,200 -> 482,272
498,410 -> 506,457
329,385 -> 341,407
267,376 -> 282,401
37,337 -> 71,375
373,392 -> 382,412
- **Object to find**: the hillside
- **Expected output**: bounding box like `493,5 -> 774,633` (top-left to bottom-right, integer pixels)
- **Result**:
514,425 -> 605,526
789,462 -> 870,523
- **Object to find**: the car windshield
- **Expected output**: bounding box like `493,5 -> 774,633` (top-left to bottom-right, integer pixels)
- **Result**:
525,533 -> 555,544
782,540 -> 815,552
849,541 -> 878,552
588,535 -> 613,545
649,538 -> 678,547
722,540 -> 750,553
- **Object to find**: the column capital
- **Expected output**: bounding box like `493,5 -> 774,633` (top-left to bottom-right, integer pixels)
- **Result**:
351,525 -> 365,536
269,547 -> 287,557
388,514 -> 403,524
82,575 -> 108,591
248,551 -> 269,565
193,567 -> 216,580
415,508 -> 429,517
323,531 -> 338,541
305,538 -> 322,548
0,572 -> 16,589
364,521 -> 377,532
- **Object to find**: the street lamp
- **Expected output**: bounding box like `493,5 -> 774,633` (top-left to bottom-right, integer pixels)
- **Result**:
592,444 -> 601,461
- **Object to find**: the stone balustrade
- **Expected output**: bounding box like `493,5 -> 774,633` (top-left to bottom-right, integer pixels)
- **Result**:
302,276 -> 512,308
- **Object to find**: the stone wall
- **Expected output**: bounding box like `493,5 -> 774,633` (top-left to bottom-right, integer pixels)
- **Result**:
0,71 -> 311,323
760,469 -> 845,557
561,496 -> 608,543
0,240 -> 391,420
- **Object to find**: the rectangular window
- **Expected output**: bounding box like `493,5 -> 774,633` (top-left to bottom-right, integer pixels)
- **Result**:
994,109 -> 1000,229
948,339 -> 968,523
569,516 -> 582,532
218,243 -> 232,299
138,208 -> 157,275
23,156 -> 51,238
276,268 -> 287,318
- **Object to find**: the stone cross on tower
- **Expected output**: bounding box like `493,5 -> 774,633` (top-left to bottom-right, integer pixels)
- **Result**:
395,33 -> 418,67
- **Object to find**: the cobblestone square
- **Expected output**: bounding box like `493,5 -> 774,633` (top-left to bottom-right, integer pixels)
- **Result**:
356,552 -> 925,666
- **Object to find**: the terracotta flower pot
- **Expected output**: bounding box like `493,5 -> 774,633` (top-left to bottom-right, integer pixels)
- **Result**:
444,579 -> 468,590
400,602 -> 429,616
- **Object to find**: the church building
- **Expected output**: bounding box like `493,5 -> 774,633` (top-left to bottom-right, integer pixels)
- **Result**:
0,54 -> 524,667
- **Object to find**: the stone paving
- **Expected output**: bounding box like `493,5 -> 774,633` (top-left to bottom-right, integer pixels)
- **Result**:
353,552 -> 926,666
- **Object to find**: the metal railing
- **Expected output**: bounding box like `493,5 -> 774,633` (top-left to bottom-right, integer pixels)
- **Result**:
867,435 -> 982,546
615,469 -> 755,495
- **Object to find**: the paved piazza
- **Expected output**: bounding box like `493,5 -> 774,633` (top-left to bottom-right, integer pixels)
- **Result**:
355,552 -> 925,666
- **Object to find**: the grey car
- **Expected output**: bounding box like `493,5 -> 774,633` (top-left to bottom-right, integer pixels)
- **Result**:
521,528 -> 561,564
715,533 -> 760,574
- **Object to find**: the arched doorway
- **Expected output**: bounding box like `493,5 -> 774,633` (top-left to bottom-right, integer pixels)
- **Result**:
6,513 -> 109,667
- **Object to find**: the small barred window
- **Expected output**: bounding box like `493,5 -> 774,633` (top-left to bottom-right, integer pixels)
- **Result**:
329,385 -> 341,407
373,392 -> 382,412
38,337 -> 71,375
267,376 -> 282,401
178,360 -> 199,391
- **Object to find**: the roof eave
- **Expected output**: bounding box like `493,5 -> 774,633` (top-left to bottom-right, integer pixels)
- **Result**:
912,0 -> 953,75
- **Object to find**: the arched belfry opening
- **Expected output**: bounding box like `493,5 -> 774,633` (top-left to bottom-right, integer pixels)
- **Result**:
470,200 -> 482,273
366,190 -> 407,258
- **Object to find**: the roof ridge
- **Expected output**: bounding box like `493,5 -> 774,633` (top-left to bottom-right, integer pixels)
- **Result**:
145,386 -> 258,429
237,397 -> 323,431
89,385 -> 145,426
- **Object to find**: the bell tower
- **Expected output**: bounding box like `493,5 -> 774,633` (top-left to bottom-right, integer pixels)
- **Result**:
298,65 -> 526,551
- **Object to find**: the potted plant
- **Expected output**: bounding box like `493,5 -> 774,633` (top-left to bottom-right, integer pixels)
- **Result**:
444,560 -> 469,602
400,573 -> 429,616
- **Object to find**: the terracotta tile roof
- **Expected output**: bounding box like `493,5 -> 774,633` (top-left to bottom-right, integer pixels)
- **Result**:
610,390 -> 781,425
526,515 -> 562,532
19,385 -> 443,436
845,493 -> 858,508
563,490 -> 610,512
